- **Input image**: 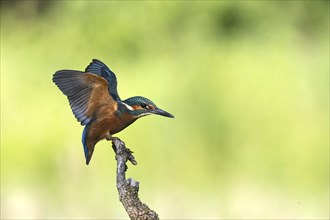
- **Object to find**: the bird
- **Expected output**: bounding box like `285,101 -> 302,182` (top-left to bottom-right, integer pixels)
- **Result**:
52,59 -> 174,165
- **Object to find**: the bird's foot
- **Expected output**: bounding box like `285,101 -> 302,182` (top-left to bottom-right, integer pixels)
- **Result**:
105,132 -> 115,141
106,135 -> 124,147
111,137 -> 137,166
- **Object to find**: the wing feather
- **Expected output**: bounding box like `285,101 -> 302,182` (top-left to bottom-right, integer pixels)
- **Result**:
53,70 -> 116,125
85,59 -> 121,101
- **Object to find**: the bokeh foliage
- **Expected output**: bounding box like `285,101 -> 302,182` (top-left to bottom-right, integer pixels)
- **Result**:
1,1 -> 329,219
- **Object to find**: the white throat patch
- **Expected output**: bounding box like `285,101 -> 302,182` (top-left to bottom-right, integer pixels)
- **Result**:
138,112 -> 152,117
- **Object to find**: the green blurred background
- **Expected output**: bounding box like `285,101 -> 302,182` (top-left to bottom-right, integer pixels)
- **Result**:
1,1 -> 329,219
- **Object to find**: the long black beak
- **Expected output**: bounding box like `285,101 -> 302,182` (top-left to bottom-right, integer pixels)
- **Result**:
152,108 -> 174,118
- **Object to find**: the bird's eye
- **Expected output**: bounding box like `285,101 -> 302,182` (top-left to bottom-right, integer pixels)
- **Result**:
141,104 -> 147,109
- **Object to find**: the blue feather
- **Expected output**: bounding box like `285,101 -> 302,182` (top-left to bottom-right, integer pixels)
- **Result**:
82,123 -> 91,164
53,70 -> 93,126
85,59 -> 121,101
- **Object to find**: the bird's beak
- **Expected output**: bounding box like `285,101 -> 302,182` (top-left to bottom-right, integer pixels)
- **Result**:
152,108 -> 174,118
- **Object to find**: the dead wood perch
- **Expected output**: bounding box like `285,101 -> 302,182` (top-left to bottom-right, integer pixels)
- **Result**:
112,138 -> 159,220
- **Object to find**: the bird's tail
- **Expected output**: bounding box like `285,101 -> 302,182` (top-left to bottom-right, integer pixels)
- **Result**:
82,123 -> 95,165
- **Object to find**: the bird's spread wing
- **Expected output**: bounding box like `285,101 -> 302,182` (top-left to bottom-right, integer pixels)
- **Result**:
85,59 -> 121,101
53,70 -> 116,125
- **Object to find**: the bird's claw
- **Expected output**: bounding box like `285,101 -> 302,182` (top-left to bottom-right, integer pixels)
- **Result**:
111,137 -> 137,166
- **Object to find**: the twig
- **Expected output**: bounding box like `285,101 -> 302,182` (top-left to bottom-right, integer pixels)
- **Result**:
111,138 -> 159,220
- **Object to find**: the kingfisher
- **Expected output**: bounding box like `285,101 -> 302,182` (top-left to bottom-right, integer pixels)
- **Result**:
53,59 -> 174,165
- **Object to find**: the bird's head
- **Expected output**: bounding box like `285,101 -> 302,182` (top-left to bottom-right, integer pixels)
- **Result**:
121,96 -> 174,119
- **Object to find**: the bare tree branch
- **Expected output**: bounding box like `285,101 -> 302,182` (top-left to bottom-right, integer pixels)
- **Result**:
112,138 -> 159,220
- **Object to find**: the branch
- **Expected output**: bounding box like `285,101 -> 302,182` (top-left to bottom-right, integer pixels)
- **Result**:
111,138 -> 159,220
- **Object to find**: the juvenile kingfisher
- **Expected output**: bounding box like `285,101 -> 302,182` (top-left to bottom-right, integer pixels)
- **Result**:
53,59 -> 174,165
